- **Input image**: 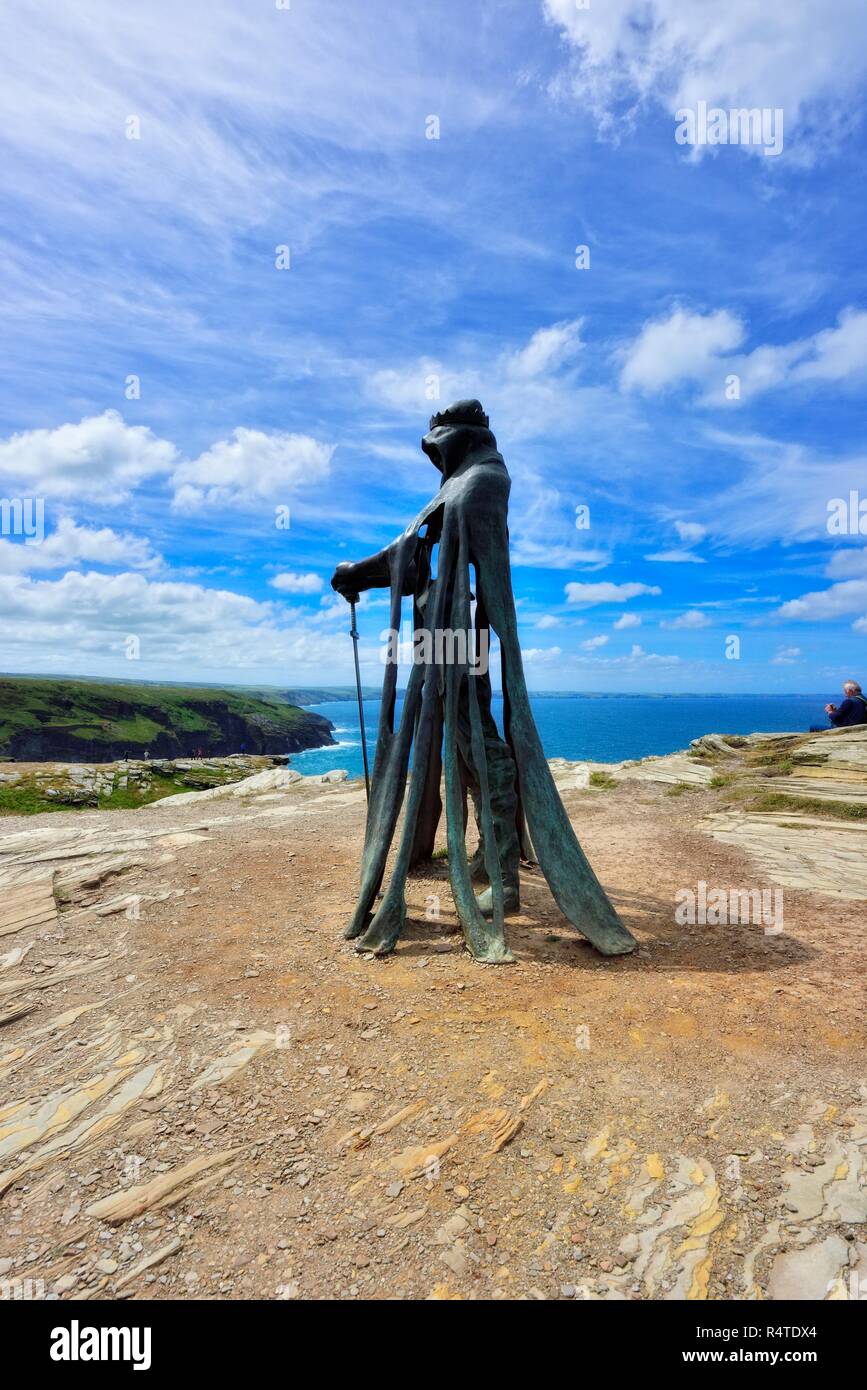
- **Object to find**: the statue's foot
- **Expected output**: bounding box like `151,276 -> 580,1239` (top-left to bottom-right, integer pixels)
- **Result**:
468,939 -> 515,964
354,899 -> 406,956
474,884 -> 520,919
343,915 -> 370,940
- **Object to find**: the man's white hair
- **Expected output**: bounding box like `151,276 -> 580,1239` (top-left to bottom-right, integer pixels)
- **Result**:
843,680 -> 862,693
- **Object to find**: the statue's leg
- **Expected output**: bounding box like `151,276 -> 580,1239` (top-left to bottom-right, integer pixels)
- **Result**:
408,701 -> 443,868
456,669 -> 521,915
473,731 -> 521,918
354,669 -> 439,955
442,547 -> 512,963
476,555 -> 636,957
344,658 -> 425,939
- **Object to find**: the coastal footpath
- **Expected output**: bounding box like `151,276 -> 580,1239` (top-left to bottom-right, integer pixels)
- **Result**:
0,725 -> 864,1302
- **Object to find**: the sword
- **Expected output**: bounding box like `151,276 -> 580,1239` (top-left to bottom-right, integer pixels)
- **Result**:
346,592 -> 371,801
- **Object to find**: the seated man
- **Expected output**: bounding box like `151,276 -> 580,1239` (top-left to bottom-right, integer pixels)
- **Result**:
810,680 -> 867,731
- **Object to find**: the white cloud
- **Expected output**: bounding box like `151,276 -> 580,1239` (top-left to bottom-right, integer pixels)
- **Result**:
620,309 -> 744,394
666,609 -> 712,629
565,581 -> 661,606
675,520 -> 707,544
366,320 -> 638,448
0,518 -> 160,573
620,306 -> 867,403
511,540 -> 610,570
776,579 -> 867,622
521,645 -> 563,664
645,549 -> 706,564
0,410 -> 176,502
172,428 -> 335,510
772,645 -> 802,664
626,644 -> 680,665
543,0 -> 867,155
535,614 -> 560,630
506,319 -> 583,379
790,307 -> 867,383
826,548 -> 867,579
613,612 -> 641,630
581,634 -> 609,650
0,411 -> 336,521
697,431 -> 867,545
853,616 -> 867,634
269,571 -> 324,595
0,569 -> 351,680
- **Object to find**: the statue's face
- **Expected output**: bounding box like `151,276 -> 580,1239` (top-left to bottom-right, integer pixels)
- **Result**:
421,425 -> 451,473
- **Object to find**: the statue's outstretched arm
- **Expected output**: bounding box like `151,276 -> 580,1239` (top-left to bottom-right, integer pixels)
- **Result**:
330,538 -> 418,599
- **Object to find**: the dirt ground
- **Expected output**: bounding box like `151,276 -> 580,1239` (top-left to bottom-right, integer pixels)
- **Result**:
1,773 -> 865,1301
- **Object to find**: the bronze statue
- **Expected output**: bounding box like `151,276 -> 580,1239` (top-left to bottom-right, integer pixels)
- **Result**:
331,399 -> 635,963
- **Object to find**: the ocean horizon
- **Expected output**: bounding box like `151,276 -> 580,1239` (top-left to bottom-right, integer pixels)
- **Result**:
288,692 -> 829,780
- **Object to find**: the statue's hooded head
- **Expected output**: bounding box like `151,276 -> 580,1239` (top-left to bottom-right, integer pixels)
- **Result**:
421,399 -> 496,477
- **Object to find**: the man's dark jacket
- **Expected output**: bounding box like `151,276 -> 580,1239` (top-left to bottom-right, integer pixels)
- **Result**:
829,695 -> 867,727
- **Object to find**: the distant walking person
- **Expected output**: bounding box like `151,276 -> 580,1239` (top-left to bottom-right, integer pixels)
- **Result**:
810,680 -> 867,731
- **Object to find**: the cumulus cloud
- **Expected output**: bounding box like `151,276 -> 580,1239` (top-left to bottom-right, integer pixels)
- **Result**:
521,645 -> 563,664
0,411 -> 176,502
172,428 -> 335,510
666,609 -> 712,629
613,612 -> 641,630
620,306 -> 867,403
776,579 -> 867,622
826,548 -> 867,579
581,634 -> 609,650
620,309 -> 744,394
0,518 -> 160,573
646,517 -> 708,564
565,581 -> 661,606
0,569 -> 351,679
505,319 -> 584,379
365,319 -> 634,448
543,0 -> 867,155
772,645 -> 802,664
626,644 -> 680,665
269,571 -> 324,595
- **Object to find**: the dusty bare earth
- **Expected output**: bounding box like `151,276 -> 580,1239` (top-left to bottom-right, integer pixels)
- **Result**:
1,741 -> 866,1302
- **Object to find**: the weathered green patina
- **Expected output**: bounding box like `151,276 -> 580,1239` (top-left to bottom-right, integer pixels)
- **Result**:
331,400 -> 635,963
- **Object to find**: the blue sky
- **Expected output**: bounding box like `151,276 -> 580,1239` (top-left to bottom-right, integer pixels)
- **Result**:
1,0 -> 866,693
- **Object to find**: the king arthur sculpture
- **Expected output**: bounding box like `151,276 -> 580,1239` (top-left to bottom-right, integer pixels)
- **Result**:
331,399 -> 635,963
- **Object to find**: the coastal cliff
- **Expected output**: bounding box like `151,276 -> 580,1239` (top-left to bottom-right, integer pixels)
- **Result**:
0,676 -> 335,764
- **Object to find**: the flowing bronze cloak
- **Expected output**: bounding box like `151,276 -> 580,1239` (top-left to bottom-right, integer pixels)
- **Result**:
341,428 -> 635,963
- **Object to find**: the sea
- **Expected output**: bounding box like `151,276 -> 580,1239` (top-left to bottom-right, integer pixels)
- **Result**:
288,693 -> 827,780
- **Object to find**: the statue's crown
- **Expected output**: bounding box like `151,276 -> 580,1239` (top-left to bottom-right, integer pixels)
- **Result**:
429,398 -> 489,430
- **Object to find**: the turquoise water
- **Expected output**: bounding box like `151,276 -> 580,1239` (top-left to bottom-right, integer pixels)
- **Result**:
288,693 -> 828,779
